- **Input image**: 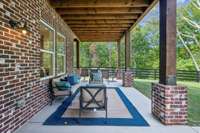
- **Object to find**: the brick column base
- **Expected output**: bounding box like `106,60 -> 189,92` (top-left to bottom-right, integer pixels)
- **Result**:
152,83 -> 187,125
123,71 -> 133,87
116,69 -> 122,79
76,68 -> 81,75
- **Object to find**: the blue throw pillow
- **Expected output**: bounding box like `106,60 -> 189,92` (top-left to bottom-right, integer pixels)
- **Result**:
55,81 -> 71,91
67,74 -> 80,85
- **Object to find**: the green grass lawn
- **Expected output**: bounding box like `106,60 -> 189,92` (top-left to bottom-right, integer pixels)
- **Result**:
133,79 -> 200,126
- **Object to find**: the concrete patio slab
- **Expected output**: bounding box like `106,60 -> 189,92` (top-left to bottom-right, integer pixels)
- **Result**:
14,81 -> 199,133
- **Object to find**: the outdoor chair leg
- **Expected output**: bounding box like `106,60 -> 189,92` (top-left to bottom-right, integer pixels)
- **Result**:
79,88 -> 82,118
106,110 -> 108,119
105,97 -> 107,118
104,109 -> 108,124
69,90 -> 72,96
50,95 -> 55,106
79,109 -> 81,118
105,97 -> 108,124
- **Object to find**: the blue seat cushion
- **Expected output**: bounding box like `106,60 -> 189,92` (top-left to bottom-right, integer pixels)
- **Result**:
90,70 -> 102,82
92,73 -> 102,81
55,81 -> 71,91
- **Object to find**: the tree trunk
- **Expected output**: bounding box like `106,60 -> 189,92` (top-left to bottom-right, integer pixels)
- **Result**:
177,29 -> 200,71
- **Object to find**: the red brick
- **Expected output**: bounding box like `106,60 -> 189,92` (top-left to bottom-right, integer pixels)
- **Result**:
0,0 -> 75,133
152,83 -> 187,125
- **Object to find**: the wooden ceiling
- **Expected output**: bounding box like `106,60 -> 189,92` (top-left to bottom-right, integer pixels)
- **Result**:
49,0 -> 158,42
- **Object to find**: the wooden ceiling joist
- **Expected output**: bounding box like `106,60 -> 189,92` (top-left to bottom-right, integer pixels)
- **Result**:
74,31 -> 123,33
71,28 -> 127,31
79,39 -> 118,42
65,20 -> 135,24
76,33 -> 122,36
79,36 -> 121,39
49,0 -> 157,42
68,24 -> 131,28
50,0 -> 150,8
62,14 -> 138,20
79,36 -> 120,40
56,8 -> 144,15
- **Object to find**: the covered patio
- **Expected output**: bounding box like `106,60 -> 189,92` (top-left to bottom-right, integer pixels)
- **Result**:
49,0 -> 187,125
15,81 -> 198,133
0,0 -> 196,133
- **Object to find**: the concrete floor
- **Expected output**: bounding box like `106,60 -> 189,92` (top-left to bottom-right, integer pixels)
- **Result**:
15,80 -> 200,133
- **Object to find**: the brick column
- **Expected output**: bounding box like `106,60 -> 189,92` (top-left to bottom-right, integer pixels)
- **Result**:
122,30 -> 133,87
116,69 -> 122,79
152,83 -> 187,125
152,0 -> 188,125
123,70 -> 133,87
76,68 -> 81,75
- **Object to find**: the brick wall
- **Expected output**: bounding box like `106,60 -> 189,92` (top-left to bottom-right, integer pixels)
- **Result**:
152,83 -> 187,125
0,0 -> 76,133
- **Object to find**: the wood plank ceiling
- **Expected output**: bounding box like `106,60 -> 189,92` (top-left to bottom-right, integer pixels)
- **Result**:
49,0 -> 157,42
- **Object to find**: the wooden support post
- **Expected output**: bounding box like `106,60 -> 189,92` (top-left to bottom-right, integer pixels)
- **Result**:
125,30 -> 131,70
116,40 -> 122,79
117,41 -> 121,68
76,40 -> 80,69
159,0 -> 177,85
152,0 -> 187,125
123,30 -> 133,87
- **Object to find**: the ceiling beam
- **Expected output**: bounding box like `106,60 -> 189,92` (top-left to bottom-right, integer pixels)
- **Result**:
69,24 -> 131,28
80,39 -> 118,42
50,0 -> 150,8
56,8 -> 144,15
76,33 -> 122,36
49,0 -> 158,42
79,36 -> 121,39
79,35 -> 120,37
62,14 -> 138,20
74,31 -> 124,33
71,27 -> 127,31
79,37 -> 120,40
65,20 -> 135,24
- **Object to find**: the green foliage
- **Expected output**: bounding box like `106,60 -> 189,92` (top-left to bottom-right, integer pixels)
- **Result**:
131,17 -> 159,69
80,42 -> 117,68
80,42 -> 91,67
177,0 -> 200,70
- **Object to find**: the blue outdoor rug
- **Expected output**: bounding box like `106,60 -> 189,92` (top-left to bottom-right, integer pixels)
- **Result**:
43,87 -> 149,126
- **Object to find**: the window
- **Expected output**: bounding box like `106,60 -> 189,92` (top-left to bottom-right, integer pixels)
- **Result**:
56,33 -> 66,74
40,21 -> 55,78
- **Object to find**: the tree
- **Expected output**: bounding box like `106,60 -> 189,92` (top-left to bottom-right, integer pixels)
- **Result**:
177,0 -> 200,71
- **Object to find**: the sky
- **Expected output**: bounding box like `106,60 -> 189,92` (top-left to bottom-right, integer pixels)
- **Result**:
178,0 -> 189,4
139,0 -> 190,26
